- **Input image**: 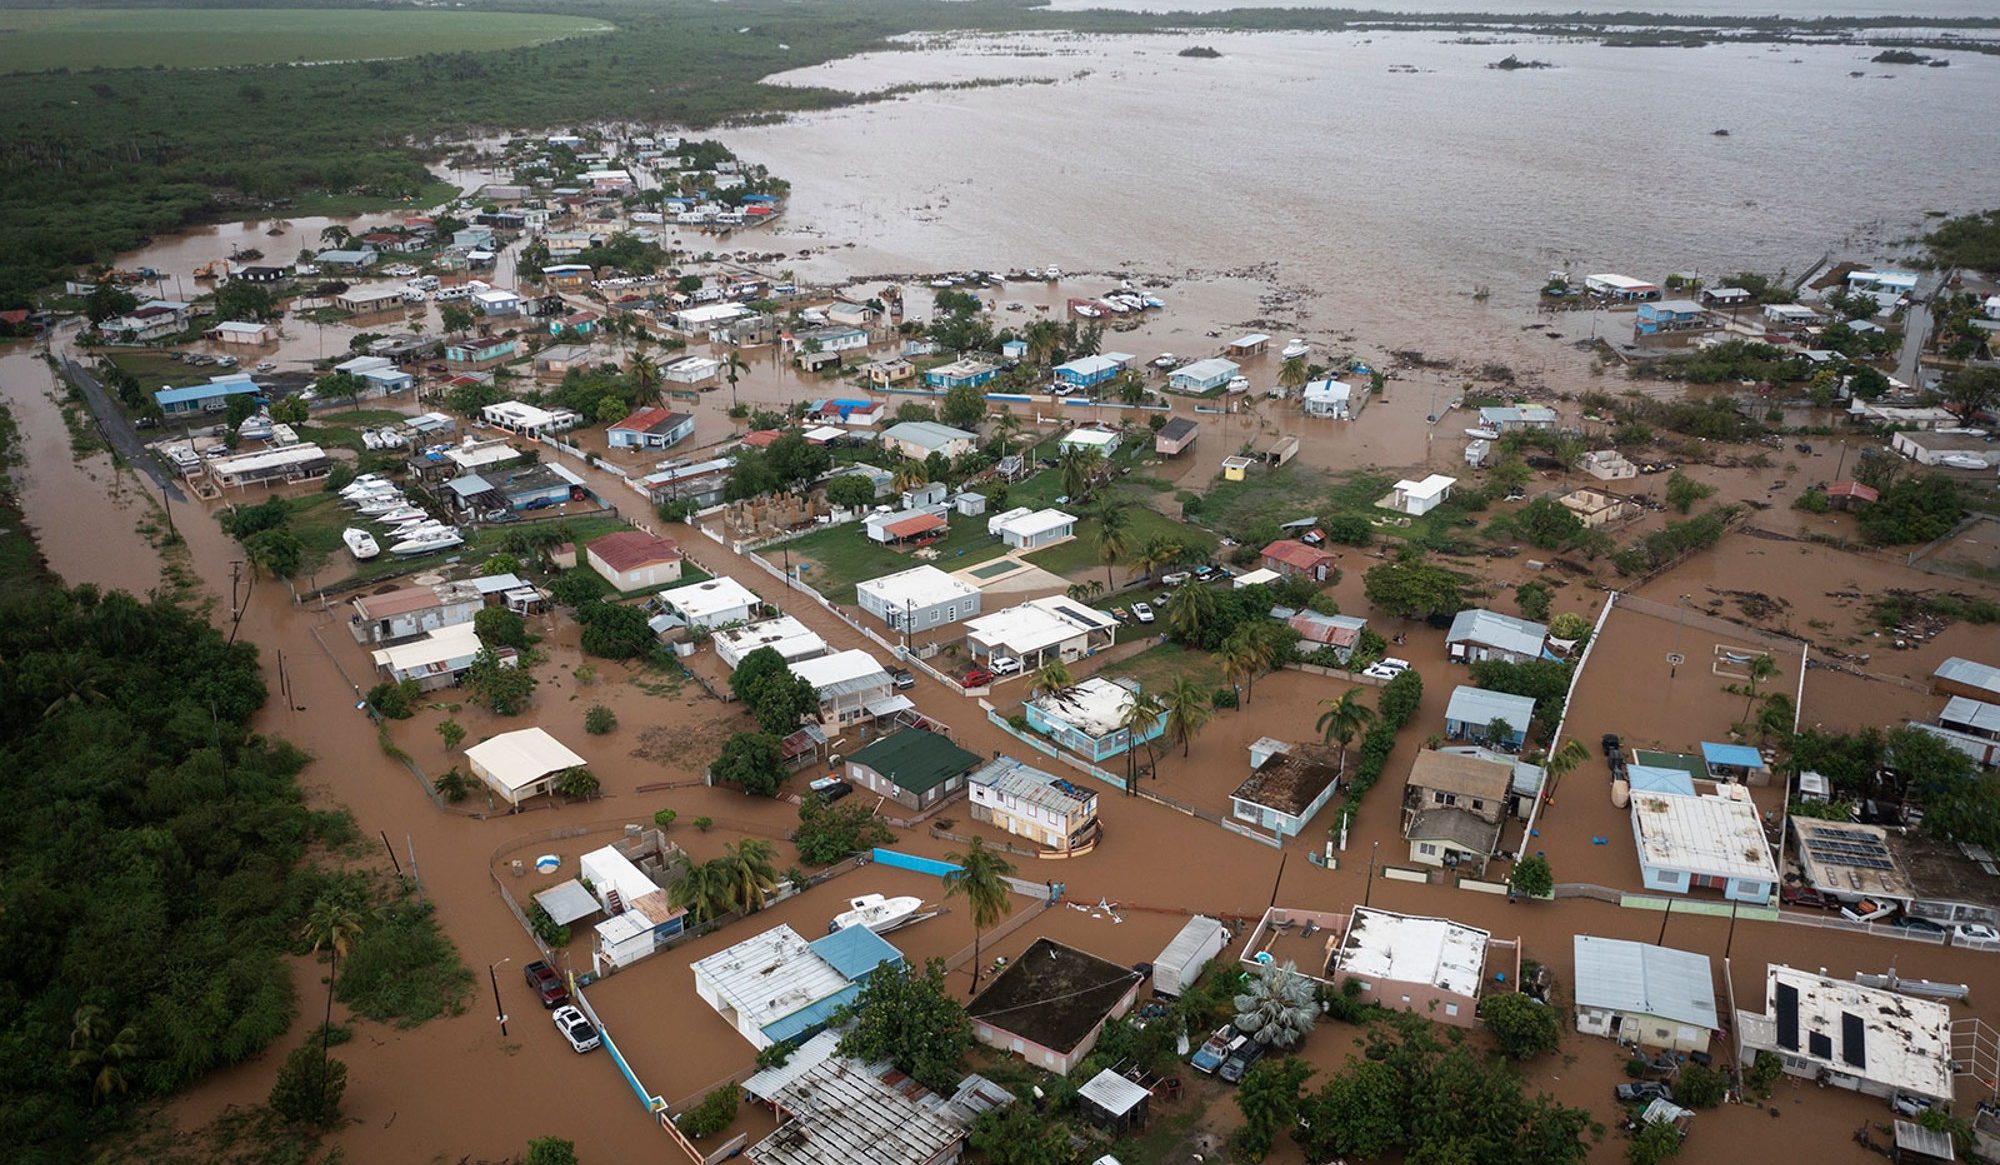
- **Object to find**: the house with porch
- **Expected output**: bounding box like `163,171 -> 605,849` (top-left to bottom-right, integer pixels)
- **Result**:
1155,417 -> 1199,457
967,756 -> 1100,854
1402,749 -> 1510,873
790,649 -> 896,728
369,622 -> 498,692
1388,474 -> 1456,516
1232,739 -> 1342,838
1447,608 -> 1550,665
1167,357 -> 1238,394
965,597 -> 1118,670
989,507 -> 1077,551
921,359 -> 998,391
1636,299 -> 1713,336
882,420 -> 979,461
1443,686 -> 1535,750
1301,379 -> 1354,418
1024,677 -> 1164,762
692,924 -> 904,1051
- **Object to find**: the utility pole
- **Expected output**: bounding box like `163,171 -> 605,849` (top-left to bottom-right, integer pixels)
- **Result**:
1363,840 -> 1379,907
488,958 -> 511,1038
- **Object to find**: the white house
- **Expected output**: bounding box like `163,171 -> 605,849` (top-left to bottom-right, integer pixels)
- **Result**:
691,924 -> 904,1050
1571,936 -> 1719,1054
1584,273 -> 1661,301
1300,379 -> 1354,418
856,564 -> 983,632
481,401 -> 579,438
1629,783 -> 1777,904
1057,426 -> 1121,457
1331,907 -> 1496,1027
1891,429 -> 1999,469
967,756 -> 1100,854
472,288 -> 522,317
1168,357 -> 1239,394
1023,677 -> 1165,762
606,407 -> 695,451
964,596 -> 1118,669
789,649 -> 896,726
989,507 -> 1077,550
464,727 -> 586,807
369,621 -> 494,691
662,355 -> 722,385
1232,739 -> 1342,838
712,616 -> 828,672
881,421 -> 979,461
1736,965 -> 1955,1102
654,576 -> 760,631
1389,474 -> 1456,516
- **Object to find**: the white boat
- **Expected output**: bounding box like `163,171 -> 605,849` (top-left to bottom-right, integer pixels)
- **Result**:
390,528 -> 463,556
1281,338 -> 1310,360
1099,298 -> 1131,314
355,494 -> 410,515
342,528 -> 380,560
1464,426 -> 1501,440
1072,302 -> 1101,319
340,475 -> 389,497
830,894 -> 924,934
1226,376 -> 1250,394
1043,265 -> 1062,279
1141,295 -> 1166,310
375,505 -> 427,523
1938,454 -> 1989,470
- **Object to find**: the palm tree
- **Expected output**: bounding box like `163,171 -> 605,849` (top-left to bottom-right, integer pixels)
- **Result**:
1093,502 -> 1131,591
629,352 -> 660,400
1233,961 -> 1319,1049
720,839 -> 780,914
1133,534 -> 1185,585
1316,689 -> 1377,775
1058,444 -> 1105,503
1027,659 -> 1074,703
668,856 -> 733,925
1024,318 -> 1062,369
722,351 -> 750,410
944,836 -> 1017,992
1164,583 -> 1217,645
1540,737 -> 1589,804
891,459 -> 930,493
1161,675 -> 1212,760
1742,653 -> 1777,720
1117,689 -> 1166,792
299,897 -> 363,1113
68,1005 -> 139,1104
1218,625 -> 1277,705
992,408 -> 1023,456
1277,355 -> 1310,397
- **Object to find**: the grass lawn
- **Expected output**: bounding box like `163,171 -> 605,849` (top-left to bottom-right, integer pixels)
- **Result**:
304,409 -> 419,453
1105,641 -> 1221,693
342,513 -> 631,585
105,351 -> 194,395
0,10 -> 610,72
1186,463 -> 1339,534
290,180 -> 464,219
1025,504 -> 1217,582
771,515 -> 1011,604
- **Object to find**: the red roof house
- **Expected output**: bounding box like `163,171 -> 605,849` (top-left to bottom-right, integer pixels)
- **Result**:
586,531 -> 684,592
1261,540 -> 1339,581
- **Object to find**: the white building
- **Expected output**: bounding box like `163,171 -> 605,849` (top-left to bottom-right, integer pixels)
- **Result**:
964,596 -> 1118,670
967,756 -> 1100,854
1057,426 -> 1121,457
662,355 -> 722,384
713,616 -> 829,671
1630,784 -> 1777,903
654,576 -> 760,631
1891,429 -> 2000,469
1300,379 -> 1354,418
1736,966 -> 1956,1102
1583,449 -> 1638,480
577,842 -> 688,969
464,727 -> 586,807
481,400 -> 579,438
691,924 -> 904,1050
1571,936 -> 1719,1054
881,421 -> 979,461
856,564 -> 983,632
1167,357 -> 1239,393
988,507 -> 1077,550
1388,474 -> 1456,516
472,288 -> 521,316
369,621 -> 494,691
1332,907 -> 1494,1027
789,649 -> 895,726
1584,273 -> 1661,301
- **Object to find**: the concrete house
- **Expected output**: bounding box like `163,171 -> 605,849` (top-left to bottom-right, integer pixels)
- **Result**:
1584,273 -> 1660,302
606,406 -> 695,451
1024,677 -> 1164,761
1401,749 -> 1510,873
856,564 -> 983,632
965,597 -> 1118,670
1736,966 -> 1955,1103
207,320 -> 276,346
1443,686 -> 1536,749
969,940 -> 1142,1074
1260,539 -> 1338,581
348,578 -> 490,644
654,576 -> 760,631
843,728 -> 983,812
1447,608 -> 1550,665
1331,907 -> 1495,1027
712,616 -> 829,672
585,531 -> 683,592
1167,357 -> 1238,393
692,924 -> 903,1050
369,622 -> 496,692
445,337 -> 518,370
1635,299 -> 1712,336
790,649 -> 895,727
1629,784 -> 1777,903
1571,936 -> 1718,1054
1388,474 -> 1456,516
882,421 -> 979,461
967,756 -> 1100,854
1476,406 -> 1558,433
921,359 -> 998,391
155,376 -> 261,416
989,507 -> 1077,551
1300,379 -> 1355,418
1233,739 -> 1342,838
1155,417 -> 1199,457
1583,449 -> 1638,480
1057,426 -> 1121,457
464,727 -> 586,807
862,357 -> 915,388
1053,355 -> 1124,390
1891,430 -> 2000,470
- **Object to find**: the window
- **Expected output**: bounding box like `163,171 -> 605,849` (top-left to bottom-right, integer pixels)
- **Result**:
1433,791 -> 1457,806
1418,843 -> 1438,856
1471,799 -> 1484,812
1444,1003 -> 1459,1018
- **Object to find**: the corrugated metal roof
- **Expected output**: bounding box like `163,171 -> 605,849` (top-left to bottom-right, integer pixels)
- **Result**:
1448,608 -> 1549,657
533,879 -> 601,926
1077,1069 -> 1150,1117
809,925 -> 904,981
1935,656 -> 2000,695
1572,935 -> 1719,1031
1443,686 -> 1536,731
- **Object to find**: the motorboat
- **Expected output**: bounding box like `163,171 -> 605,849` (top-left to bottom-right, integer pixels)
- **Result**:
1043,265 -> 1062,280
340,475 -> 394,497
342,528 -> 380,560
1140,295 -> 1166,310
829,893 -> 924,934
1098,298 -> 1131,314
1152,353 -> 1178,369
1938,454 -> 1989,471
1281,338 -> 1310,360
355,494 -> 411,515
1070,300 -> 1101,319
1226,376 -> 1250,394
380,511 -> 432,528
390,527 -> 463,556
1465,426 -> 1500,440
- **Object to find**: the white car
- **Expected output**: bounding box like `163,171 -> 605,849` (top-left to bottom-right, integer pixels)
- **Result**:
1952,922 -> 2000,950
552,1005 -> 601,1053
1132,602 -> 1155,624
1161,571 -> 1191,587
990,656 -> 1023,676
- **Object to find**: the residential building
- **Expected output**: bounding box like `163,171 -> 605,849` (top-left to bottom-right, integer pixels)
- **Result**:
1057,426 -> 1120,457
967,756 -> 1100,854
464,727 -> 586,806
1232,739 -> 1342,838
1438,744 -> 1547,819
207,320 -> 276,346
713,616 -> 829,671
1388,474 -> 1456,516
1700,286 -> 1753,308
921,359 -> 998,391
965,596 -> 1118,670
472,288 -> 521,317
540,264 -> 593,289
793,325 -> 869,354
640,456 -> 735,509
1476,405 -> 1558,432
335,286 -> 406,315
1736,966 -> 1955,1102
790,649 -> 896,727
203,444 -> 332,489
445,337 -> 518,370
1635,300 -> 1712,336
315,247 -> 379,270
1167,357 -> 1239,393
443,462 -> 586,515
862,357 -> 915,388
368,622 -> 500,691
1331,907 -> 1495,1027
1572,936 -> 1719,1053
1224,333 -> 1271,357
968,939 -> 1143,1074
856,564 -> 983,632
1700,741 -> 1773,785
1938,696 -> 2000,742
1630,783 -> 1777,903
155,375 -> 260,416
1443,686 -> 1536,749
843,728 -> 983,812
989,507 -> 1077,551
1447,608 -> 1550,665
692,924 -> 904,1050
1401,749 -> 1510,872
349,578 -> 492,644
1846,269 -> 1919,297
881,420 -> 979,461
1583,449 -> 1638,480
1933,657 -> 2000,702
863,506 -> 949,545
1024,676 -> 1164,762
1763,302 -> 1822,329
662,355 -> 722,385
480,400 -> 578,438
1260,539 -> 1338,581
586,531 -> 682,592
1053,355 -> 1124,389
1300,378 -> 1354,418
1234,567 -> 1281,590
1561,487 -> 1640,529
606,406 -> 695,451
576,839 -> 688,969
746,1055 -> 979,1165
1891,429 -> 2000,469
1154,417 -> 1199,457
1285,609 -> 1367,661
1584,273 -> 1661,301
654,576 -> 761,631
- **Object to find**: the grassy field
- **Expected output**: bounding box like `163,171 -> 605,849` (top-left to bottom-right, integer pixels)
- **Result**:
1025,504 -> 1217,582
1105,641 -> 1222,693
773,515 -> 1011,604
0,9 -> 612,72
105,350 -> 196,395
290,180 -> 464,219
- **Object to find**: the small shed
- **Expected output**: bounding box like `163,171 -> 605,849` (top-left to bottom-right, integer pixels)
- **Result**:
1700,741 -> 1771,786
1155,417 -> 1198,457
1893,1120 -> 1955,1164
1077,1069 -> 1150,1135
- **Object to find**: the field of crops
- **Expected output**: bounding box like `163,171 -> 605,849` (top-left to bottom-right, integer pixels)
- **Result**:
0,8 -> 611,72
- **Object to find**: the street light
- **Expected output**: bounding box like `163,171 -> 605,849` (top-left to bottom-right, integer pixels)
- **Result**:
488,957 -> 511,1037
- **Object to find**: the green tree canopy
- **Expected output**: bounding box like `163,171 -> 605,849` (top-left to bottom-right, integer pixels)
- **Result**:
713,731 -> 786,796
1363,560 -> 1466,620
835,959 -> 972,1092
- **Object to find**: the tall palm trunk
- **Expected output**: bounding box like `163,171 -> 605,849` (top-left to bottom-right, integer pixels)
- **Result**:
320,949 -> 337,1113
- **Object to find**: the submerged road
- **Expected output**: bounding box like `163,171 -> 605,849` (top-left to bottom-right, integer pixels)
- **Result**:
57,347 -> 186,501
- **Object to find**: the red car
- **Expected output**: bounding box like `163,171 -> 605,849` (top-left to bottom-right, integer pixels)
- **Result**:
963,667 -> 994,687
1781,886 -> 1836,910
524,960 -> 569,1009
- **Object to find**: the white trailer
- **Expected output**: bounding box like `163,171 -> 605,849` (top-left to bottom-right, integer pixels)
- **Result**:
1152,915 -> 1229,998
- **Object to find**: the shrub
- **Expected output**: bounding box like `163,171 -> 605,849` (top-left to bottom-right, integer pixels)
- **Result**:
1325,514 -> 1373,545
1213,687 -> 1239,709
653,808 -> 678,830
525,1138 -> 579,1165
677,1084 -> 740,1138
1509,854 -> 1553,898
433,767 -> 471,803
1672,1062 -> 1725,1108
367,678 -> 420,719
1793,489 -> 1831,514
528,902 -> 571,948
694,815 -> 714,832
269,1043 -> 346,1128
583,704 -> 617,734
1481,991 -> 1560,1060
1746,1049 -> 1782,1098
1515,580 -> 1554,622
1627,1117 -> 1683,1165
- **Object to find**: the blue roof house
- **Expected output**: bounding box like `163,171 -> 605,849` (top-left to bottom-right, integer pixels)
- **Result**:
155,374 -> 262,416
1053,355 -> 1124,390
1635,300 -> 1711,336
1700,741 -> 1772,786
690,923 -> 903,1049
1443,686 -> 1536,750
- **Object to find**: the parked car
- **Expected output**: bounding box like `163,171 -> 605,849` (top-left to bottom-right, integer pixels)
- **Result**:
1219,1038 -> 1268,1084
523,960 -> 568,1009
1132,602 -> 1155,624
1616,1082 -> 1672,1104
1190,1026 -> 1237,1074
1193,565 -> 1218,581
1781,886 -> 1837,910
1362,663 -> 1401,681
1162,571 -> 1191,586
1111,606 -> 1131,624
1951,922 -> 2000,950
552,1005 -> 601,1053
890,668 -> 916,690
964,667 -> 994,687
990,655 -> 1023,676
1890,914 -> 1946,936
809,776 -> 853,803
1602,733 -> 1622,757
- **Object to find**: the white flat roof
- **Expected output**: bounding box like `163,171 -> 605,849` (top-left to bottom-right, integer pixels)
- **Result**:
485,401 -> 558,427
713,616 -> 827,663
1630,788 -> 1777,883
1060,428 -> 1119,448
966,596 -> 1113,656
856,563 -> 980,608
660,575 -> 760,620
465,727 -> 586,793
207,443 -> 328,475
1029,676 -> 1138,737
994,508 -> 1076,539
1588,273 -> 1657,290
445,440 -> 523,470
690,925 -> 849,1035
1228,332 -> 1272,347
1338,907 -> 1489,998
1171,357 -> 1238,381
676,303 -> 749,325
370,621 -> 482,673
789,648 -> 891,695
1755,965 -> 1954,1099
1394,473 -> 1458,500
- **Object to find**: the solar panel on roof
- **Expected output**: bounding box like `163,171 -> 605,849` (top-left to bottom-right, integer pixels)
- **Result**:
1842,1012 -> 1866,1070
1776,983 -> 1800,1051
1809,1031 -> 1832,1060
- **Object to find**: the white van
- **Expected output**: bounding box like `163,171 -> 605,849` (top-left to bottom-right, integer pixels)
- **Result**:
406,275 -> 439,292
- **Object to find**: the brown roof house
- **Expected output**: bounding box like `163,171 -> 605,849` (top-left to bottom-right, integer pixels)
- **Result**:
1260,540 -> 1339,581
1232,739 -> 1342,839
586,531 -> 683,592
969,939 -> 1143,1074
1402,749 -> 1509,874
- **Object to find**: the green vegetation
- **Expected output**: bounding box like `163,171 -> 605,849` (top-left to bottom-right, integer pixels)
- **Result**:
1509,853 -> 1554,897
676,1084 -> 741,1139
1860,475 -> 1963,545
268,1042 -> 346,1129
770,516 -> 1011,603
792,793 -> 894,864
1867,588 -> 2000,629
1363,558 -> 1466,619
1482,992 -> 1561,1060
1023,506 -> 1215,580
1611,507 -> 1738,576
1923,206 -> 2000,273
835,958 -> 972,1093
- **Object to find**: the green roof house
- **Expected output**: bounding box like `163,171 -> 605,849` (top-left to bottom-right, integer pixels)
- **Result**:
842,728 -> 983,812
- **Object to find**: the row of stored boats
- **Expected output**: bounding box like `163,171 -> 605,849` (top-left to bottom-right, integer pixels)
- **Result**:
338,474 -> 464,559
